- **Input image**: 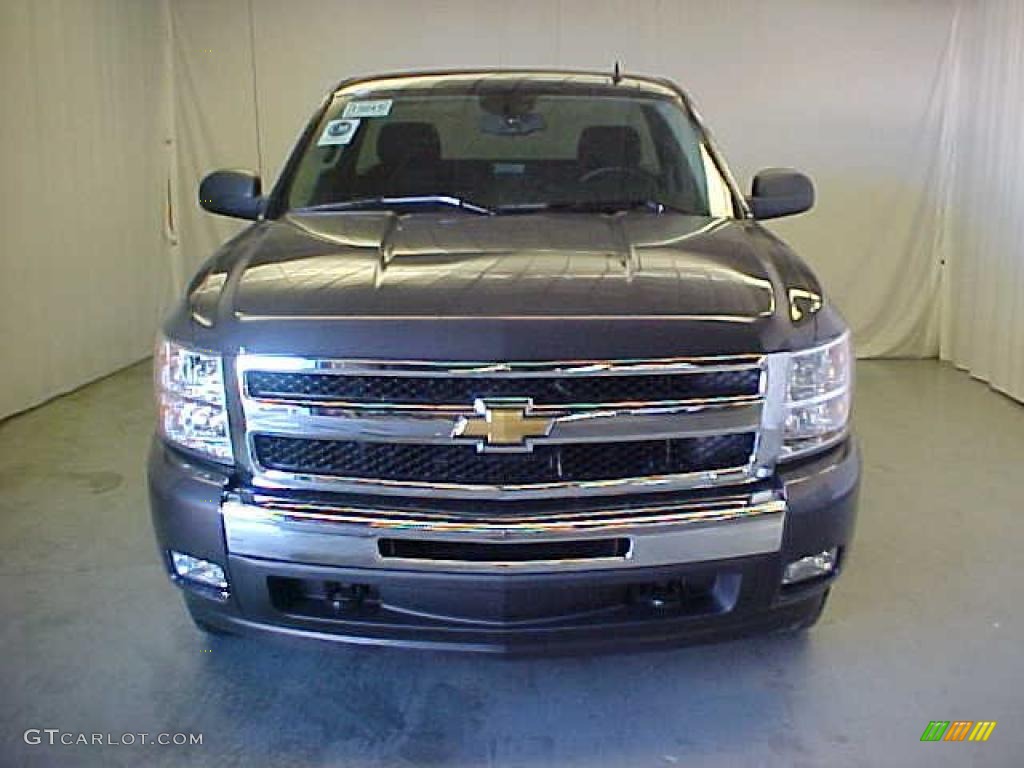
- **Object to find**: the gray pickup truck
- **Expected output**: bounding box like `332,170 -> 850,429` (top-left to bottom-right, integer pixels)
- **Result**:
149,69 -> 859,653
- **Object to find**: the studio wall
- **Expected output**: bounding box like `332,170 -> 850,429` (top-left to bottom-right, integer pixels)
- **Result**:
0,0 -> 173,419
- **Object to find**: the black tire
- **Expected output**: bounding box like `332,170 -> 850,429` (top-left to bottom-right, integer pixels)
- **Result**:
791,588 -> 830,631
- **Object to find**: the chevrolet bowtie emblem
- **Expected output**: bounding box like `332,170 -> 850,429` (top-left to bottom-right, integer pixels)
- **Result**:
452,398 -> 554,452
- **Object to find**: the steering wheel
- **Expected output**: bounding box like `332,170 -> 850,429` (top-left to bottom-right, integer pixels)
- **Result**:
579,165 -> 658,186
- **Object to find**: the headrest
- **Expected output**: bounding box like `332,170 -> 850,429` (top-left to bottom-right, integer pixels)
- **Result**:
577,126 -> 642,171
376,122 -> 441,165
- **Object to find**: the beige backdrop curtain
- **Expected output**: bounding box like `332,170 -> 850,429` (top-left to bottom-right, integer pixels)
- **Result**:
941,0 -> 1024,403
0,0 -> 173,419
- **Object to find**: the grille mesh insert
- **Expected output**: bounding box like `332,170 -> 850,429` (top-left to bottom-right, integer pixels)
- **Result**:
253,433 -> 756,486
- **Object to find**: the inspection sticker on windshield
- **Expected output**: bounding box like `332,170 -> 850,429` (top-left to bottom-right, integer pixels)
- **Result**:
342,99 -> 392,119
318,118 -> 361,146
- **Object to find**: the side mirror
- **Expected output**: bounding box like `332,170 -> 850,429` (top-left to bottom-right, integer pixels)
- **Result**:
746,168 -> 814,220
199,170 -> 263,220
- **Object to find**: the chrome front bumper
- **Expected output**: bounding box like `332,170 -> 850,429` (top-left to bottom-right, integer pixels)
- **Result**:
221,490 -> 786,575
150,437 -> 859,653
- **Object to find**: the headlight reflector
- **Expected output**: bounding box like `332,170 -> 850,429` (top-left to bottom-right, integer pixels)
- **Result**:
783,333 -> 852,458
156,339 -> 232,461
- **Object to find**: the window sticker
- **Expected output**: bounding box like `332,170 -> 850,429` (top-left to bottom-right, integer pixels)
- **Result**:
317,118 -> 361,146
342,99 -> 393,119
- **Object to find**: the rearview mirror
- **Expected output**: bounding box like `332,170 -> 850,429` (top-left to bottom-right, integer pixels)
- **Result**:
199,170 -> 263,220
746,168 -> 814,220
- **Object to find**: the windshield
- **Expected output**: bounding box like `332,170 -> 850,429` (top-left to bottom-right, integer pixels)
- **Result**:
285,78 -> 737,217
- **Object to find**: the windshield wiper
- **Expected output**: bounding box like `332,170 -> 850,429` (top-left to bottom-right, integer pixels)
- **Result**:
297,195 -> 493,215
495,199 -> 691,215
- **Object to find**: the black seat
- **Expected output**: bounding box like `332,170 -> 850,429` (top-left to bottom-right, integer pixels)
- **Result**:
577,125 -> 642,175
360,122 -> 444,196
378,122 -> 441,166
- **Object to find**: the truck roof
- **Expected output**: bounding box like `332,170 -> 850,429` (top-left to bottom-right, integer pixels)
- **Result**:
331,69 -> 685,101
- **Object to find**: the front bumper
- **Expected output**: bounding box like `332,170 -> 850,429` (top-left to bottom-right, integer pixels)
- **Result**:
148,438 -> 859,653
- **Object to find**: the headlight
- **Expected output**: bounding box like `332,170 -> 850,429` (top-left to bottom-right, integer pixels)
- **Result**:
782,332 -> 852,459
155,338 -> 232,462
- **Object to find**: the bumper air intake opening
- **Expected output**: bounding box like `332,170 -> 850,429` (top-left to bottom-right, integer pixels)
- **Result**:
627,572 -> 741,615
268,577 -> 381,619
377,537 -> 631,562
264,569 -> 743,627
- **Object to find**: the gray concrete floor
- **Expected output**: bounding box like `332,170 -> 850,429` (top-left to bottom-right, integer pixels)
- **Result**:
1,359 -> 1022,767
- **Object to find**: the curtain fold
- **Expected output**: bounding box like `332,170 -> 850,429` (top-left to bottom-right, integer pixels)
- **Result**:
167,0 -> 259,288
941,0 -> 1024,403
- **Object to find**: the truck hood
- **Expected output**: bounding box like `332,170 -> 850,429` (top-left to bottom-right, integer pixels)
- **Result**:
230,212 -> 776,319
182,211 -> 833,359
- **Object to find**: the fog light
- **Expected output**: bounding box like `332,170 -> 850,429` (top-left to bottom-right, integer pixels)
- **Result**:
170,551 -> 228,590
782,548 -> 838,585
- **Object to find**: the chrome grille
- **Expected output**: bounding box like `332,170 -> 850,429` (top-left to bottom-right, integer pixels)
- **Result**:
237,355 -> 784,499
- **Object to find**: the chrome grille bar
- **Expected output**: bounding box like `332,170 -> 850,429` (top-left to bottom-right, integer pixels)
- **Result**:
242,400 -> 763,444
